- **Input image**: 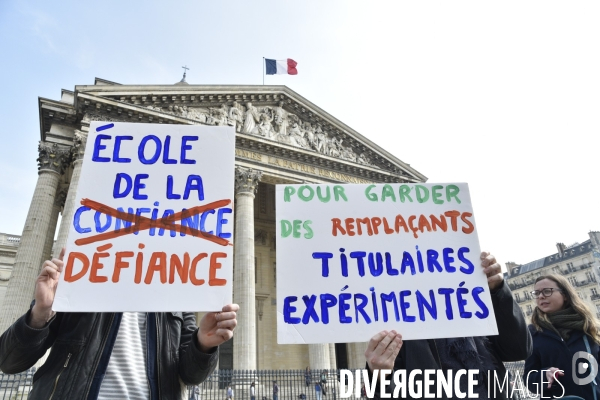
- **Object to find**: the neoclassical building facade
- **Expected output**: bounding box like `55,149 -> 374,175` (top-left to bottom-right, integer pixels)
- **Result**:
0,77 -> 427,371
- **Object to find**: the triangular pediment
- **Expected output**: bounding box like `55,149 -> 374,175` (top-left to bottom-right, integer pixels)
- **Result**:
39,80 -> 427,184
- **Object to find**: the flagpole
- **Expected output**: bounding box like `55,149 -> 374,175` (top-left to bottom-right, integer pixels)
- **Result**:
262,57 -> 265,85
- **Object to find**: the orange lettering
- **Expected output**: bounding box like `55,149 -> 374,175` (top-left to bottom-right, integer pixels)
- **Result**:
461,212 -> 475,234
112,251 -> 134,282
64,252 -> 89,282
190,253 -> 207,286
331,218 -> 346,236
144,252 -> 167,284
170,253 -> 190,284
209,252 -> 227,286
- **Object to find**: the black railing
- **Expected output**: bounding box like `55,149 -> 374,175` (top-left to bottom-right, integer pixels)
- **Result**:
0,368 -> 34,399
0,364 -> 536,400
591,293 -> 600,301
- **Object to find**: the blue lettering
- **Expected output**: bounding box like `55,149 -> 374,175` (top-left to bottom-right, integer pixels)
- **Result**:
92,134 -> 111,162
283,296 -> 301,324
312,252 -> 333,277
416,290 -> 438,321
73,206 -> 91,233
183,175 -> 204,200
320,293 -> 337,324
472,287 -> 489,319
381,292 -> 400,322
443,247 -> 456,272
133,174 -> 149,200
216,208 -> 232,239
338,293 -> 352,323
113,173 -> 133,199
302,295 -> 319,324
181,136 -> 198,164
113,135 -> 133,163
438,288 -> 455,320
354,293 -> 371,324
139,135 -> 161,164
399,290 -> 416,322
458,247 -> 475,274
162,135 -> 177,164
350,251 -> 367,277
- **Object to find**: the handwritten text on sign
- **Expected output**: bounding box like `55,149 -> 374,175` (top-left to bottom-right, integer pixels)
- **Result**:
276,183 -> 498,344
53,122 -> 235,312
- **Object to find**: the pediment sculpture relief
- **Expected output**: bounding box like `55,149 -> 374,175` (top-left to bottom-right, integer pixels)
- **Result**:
149,101 -> 375,167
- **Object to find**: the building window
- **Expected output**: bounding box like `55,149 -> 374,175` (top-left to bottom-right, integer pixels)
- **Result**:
569,277 -> 577,286
592,288 -> 598,296
515,293 -> 521,302
527,305 -> 532,313
567,262 -> 574,271
586,272 -> 595,282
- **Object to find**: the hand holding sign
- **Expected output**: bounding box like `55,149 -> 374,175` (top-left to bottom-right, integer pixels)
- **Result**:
481,252 -> 503,291
198,303 -> 240,351
29,249 -> 65,328
365,330 -> 403,371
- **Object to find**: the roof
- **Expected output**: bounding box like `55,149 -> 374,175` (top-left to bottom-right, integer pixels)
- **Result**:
509,239 -> 595,277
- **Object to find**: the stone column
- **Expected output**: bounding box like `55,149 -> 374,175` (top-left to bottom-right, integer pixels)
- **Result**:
347,342 -> 368,369
0,142 -> 71,332
232,167 -> 262,370
54,129 -> 88,255
328,343 -> 337,370
42,188 -> 66,263
309,344 -> 330,370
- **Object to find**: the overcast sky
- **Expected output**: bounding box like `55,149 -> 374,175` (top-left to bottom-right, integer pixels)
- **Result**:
0,0 -> 598,268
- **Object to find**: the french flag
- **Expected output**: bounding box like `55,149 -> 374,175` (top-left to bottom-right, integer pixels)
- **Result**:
265,58 -> 298,75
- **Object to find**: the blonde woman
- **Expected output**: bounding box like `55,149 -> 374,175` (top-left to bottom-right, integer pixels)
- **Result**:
524,274 -> 600,399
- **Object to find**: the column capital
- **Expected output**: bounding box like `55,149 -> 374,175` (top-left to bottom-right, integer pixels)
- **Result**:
37,142 -> 71,175
72,129 -> 89,161
234,167 -> 262,195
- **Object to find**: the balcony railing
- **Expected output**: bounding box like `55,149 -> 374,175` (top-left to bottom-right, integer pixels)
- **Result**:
591,294 -> 600,301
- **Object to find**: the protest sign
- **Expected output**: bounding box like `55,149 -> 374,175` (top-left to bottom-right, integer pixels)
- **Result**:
53,122 -> 235,312
276,183 -> 498,343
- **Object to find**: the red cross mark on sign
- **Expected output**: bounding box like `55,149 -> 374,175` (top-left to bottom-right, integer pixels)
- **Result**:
75,198 -> 233,247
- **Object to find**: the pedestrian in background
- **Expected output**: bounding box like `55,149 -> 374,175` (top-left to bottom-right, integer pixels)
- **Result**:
315,381 -> 322,400
273,380 -> 279,400
525,274 -> 600,399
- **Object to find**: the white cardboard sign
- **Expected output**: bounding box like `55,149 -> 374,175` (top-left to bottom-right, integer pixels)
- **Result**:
276,183 -> 498,344
53,122 -> 235,312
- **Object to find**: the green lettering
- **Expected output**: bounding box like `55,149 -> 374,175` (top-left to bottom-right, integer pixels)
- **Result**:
399,185 -> 413,203
298,185 -> 314,201
365,185 -> 378,201
284,186 -> 296,202
316,186 -> 331,203
446,185 -> 461,204
432,185 -> 444,204
333,185 -> 348,201
293,220 -> 302,238
381,184 -> 396,202
303,220 -> 313,239
415,185 -> 430,203
280,220 -> 292,237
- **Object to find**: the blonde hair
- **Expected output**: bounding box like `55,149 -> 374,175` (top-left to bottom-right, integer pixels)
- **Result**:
531,274 -> 600,344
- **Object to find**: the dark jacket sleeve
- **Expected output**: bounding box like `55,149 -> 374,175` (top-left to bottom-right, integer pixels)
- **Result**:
177,312 -> 219,385
488,280 -> 532,361
523,326 -> 543,395
0,307 -> 59,373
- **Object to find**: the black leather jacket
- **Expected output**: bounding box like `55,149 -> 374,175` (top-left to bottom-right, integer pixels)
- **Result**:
0,308 -> 218,399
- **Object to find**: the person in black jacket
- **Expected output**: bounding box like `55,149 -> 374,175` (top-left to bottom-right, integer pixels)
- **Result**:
524,274 -> 600,399
365,252 -> 532,400
0,250 -> 238,400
